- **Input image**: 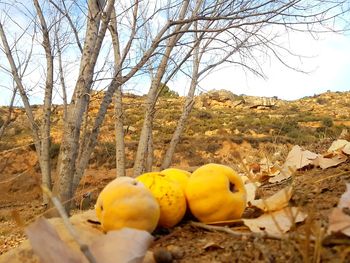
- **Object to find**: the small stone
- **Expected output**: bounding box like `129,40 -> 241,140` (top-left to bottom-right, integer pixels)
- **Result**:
166,245 -> 184,259
153,247 -> 173,263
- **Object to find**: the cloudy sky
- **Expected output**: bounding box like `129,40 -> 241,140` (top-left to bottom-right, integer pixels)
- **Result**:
168,31 -> 350,100
0,4 -> 349,105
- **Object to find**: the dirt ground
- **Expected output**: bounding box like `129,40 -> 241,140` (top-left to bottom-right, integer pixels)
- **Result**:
1,147 -> 350,262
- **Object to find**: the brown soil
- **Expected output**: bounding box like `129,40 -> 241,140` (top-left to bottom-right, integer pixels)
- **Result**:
1,147 -> 350,262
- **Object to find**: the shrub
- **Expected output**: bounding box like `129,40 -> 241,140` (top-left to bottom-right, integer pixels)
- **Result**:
158,83 -> 179,98
50,143 -> 61,159
321,117 -> 333,128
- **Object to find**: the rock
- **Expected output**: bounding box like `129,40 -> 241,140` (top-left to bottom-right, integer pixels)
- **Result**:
205,89 -> 238,102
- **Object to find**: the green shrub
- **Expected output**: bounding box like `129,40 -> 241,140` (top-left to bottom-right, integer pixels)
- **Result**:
50,143 -> 61,159
321,117 -> 333,128
158,83 -> 179,97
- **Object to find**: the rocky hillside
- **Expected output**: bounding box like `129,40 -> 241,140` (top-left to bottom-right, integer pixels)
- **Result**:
1,90 -> 350,171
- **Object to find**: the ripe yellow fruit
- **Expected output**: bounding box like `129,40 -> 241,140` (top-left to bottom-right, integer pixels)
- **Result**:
160,168 -> 191,192
95,177 -> 160,233
136,172 -> 186,228
185,163 -> 247,223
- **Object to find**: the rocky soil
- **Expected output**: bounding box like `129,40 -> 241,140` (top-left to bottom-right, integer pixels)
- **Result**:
1,90 -> 350,262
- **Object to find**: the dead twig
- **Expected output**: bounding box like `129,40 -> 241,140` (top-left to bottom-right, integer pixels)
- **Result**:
41,185 -> 97,263
189,221 -> 284,240
314,172 -> 350,184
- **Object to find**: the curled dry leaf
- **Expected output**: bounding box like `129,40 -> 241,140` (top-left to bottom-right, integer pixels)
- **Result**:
268,166 -> 294,183
202,241 -> 224,251
327,208 -> 350,236
243,207 -> 307,236
25,218 -> 84,263
312,153 -> 347,169
328,183 -> 350,236
249,186 -> 293,212
90,228 -> 153,263
338,183 -> 350,208
342,143 -> 350,155
245,182 -> 261,204
269,145 -> 317,183
327,139 -> 349,153
283,145 -> 318,170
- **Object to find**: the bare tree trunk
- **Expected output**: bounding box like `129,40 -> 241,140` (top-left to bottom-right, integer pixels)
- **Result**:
133,0 -> 191,176
0,20 -> 46,204
34,0 -> 54,204
115,87 -> 126,177
109,6 -> 126,177
145,127 -> 153,172
55,29 -> 68,121
0,87 -> 17,140
160,88 -> 197,169
71,79 -> 118,193
53,0 -> 115,213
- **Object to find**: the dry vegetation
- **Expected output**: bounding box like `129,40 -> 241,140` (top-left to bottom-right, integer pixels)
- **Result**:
1,90 -> 350,262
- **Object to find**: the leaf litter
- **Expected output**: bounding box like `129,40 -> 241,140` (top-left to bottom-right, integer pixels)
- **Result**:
3,139 -> 350,262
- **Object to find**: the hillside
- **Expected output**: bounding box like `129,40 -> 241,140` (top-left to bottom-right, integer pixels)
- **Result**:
1,90 -> 350,170
1,90 -> 350,260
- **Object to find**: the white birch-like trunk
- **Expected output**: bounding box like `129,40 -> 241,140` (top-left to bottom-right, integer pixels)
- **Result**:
133,0 -> 190,176
53,0 -> 115,213
34,0 -> 54,204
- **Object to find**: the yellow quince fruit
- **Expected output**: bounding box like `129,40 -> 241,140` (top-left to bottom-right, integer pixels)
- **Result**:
95,177 -> 160,233
160,168 -> 191,192
136,172 -> 186,228
185,163 -> 247,223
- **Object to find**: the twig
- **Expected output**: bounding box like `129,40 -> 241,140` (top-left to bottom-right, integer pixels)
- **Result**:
314,171 -> 350,184
41,185 -> 97,263
0,169 -> 28,184
189,221 -> 284,240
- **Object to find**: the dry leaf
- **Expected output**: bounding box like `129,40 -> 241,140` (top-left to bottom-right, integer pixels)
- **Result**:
283,145 -> 318,170
243,207 -> 307,236
312,154 -> 347,169
327,208 -> 350,236
202,241 -> 224,250
342,143 -> 350,155
338,183 -> 350,208
327,183 -> 350,236
90,228 -> 153,263
328,139 -> 349,153
245,182 -> 261,204
268,166 -> 294,183
25,218 -> 84,263
249,186 -> 292,212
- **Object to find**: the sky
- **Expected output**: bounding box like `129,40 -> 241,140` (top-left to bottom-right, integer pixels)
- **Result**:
0,3 -> 350,106
168,31 -> 350,101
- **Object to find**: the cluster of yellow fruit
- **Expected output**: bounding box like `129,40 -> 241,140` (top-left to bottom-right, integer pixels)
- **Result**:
95,163 -> 247,233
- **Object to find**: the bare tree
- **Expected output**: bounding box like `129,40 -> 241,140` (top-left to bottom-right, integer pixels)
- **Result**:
0,0 -> 54,204
1,0 -> 348,215
0,87 -> 17,140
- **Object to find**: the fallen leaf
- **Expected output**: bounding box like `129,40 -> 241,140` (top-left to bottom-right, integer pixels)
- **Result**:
245,182 -> 261,204
243,207 -> 307,236
327,183 -> 350,237
268,166 -> 294,183
328,139 -> 349,153
90,228 -> 153,263
327,208 -> 350,236
338,183 -> 350,208
25,218 -> 84,263
312,154 -> 347,169
202,241 -> 224,250
283,145 -> 318,170
250,185 -> 293,212
267,166 -> 282,177
342,143 -> 350,155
